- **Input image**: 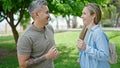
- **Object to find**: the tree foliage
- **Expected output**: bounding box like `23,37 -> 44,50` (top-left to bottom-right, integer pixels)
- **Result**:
0,0 -> 33,44
47,0 -> 84,17
0,0 -> 111,44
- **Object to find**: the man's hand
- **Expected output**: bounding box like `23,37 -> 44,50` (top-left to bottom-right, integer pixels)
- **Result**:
45,46 -> 59,60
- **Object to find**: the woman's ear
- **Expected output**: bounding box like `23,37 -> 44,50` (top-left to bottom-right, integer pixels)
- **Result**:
93,13 -> 96,18
92,14 -> 96,20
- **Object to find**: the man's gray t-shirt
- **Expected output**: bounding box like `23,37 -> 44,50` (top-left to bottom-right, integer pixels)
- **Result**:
17,24 -> 55,68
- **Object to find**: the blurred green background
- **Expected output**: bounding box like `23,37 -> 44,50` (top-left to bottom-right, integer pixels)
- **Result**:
0,31 -> 120,68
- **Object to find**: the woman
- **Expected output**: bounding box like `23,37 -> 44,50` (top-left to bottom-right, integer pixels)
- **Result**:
77,3 -> 110,68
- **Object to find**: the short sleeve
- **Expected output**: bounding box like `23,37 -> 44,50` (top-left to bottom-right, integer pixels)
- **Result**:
17,35 -> 32,55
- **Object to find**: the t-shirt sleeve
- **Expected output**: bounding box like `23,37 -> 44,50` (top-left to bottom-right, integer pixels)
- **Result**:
17,35 -> 32,55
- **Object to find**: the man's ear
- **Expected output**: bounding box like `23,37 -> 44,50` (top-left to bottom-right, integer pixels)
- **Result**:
33,10 -> 39,17
31,11 -> 38,20
35,12 -> 39,17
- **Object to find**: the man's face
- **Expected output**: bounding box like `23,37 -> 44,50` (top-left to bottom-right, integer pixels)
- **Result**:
37,5 -> 50,25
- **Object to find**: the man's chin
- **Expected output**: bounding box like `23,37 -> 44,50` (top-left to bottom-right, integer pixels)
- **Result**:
45,22 -> 48,25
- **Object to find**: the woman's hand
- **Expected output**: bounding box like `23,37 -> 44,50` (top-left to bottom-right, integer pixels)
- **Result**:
77,39 -> 86,50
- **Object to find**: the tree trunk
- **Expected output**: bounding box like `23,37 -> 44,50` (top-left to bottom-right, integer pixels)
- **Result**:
108,8 -> 111,19
116,13 -> 120,27
72,16 -> 77,28
7,11 -> 19,45
11,25 -> 19,45
65,15 -> 71,28
56,17 -> 59,30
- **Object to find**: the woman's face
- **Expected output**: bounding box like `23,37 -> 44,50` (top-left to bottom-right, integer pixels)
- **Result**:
81,7 -> 94,26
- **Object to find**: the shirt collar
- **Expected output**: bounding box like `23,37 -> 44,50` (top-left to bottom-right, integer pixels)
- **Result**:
30,23 -> 47,32
91,24 -> 100,32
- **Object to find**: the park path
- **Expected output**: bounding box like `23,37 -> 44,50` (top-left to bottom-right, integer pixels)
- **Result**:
0,27 -> 120,36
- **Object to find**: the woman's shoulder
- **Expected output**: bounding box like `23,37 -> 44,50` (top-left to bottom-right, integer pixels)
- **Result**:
91,25 -> 105,37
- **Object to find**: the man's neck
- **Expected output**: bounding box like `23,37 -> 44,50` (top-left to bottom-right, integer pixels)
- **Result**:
33,21 -> 45,31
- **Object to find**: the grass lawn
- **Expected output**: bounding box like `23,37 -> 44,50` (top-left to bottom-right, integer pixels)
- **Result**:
0,31 -> 120,68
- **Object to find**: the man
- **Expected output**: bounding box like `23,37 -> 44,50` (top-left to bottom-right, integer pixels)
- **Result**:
17,0 -> 59,68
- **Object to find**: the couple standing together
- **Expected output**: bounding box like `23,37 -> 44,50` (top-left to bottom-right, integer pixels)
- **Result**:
17,0 -> 110,68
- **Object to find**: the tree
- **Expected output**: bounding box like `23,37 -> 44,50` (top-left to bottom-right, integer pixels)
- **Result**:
20,12 -> 31,30
47,0 -> 110,28
0,0 -> 32,44
0,0 -> 110,45
110,0 -> 120,27
0,0 -> 84,44
47,0 -> 84,28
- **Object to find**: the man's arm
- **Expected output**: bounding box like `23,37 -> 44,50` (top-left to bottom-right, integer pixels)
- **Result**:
17,46 -> 59,68
17,54 -> 30,68
18,54 -> 47,68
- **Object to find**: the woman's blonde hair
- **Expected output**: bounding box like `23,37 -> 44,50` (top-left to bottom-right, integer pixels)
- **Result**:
85,3 -> 101,24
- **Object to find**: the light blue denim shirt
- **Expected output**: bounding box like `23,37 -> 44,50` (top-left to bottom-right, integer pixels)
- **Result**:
79,25 -> 110,68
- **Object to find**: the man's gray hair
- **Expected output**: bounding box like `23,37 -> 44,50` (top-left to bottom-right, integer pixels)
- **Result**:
28,0 -> 47,16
